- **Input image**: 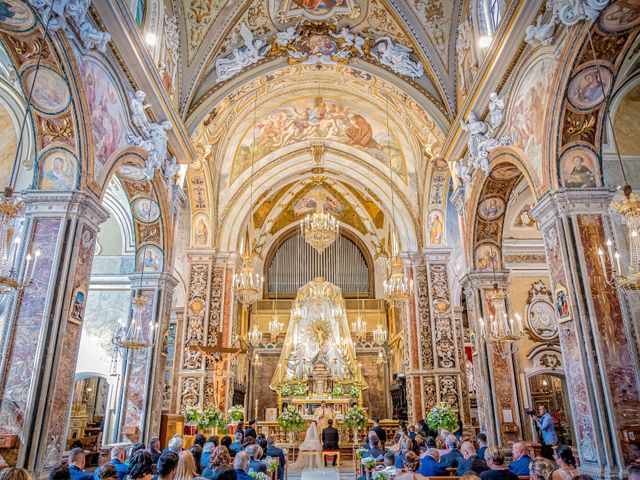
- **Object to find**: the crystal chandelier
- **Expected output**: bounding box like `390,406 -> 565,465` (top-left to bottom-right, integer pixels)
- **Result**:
248,324 -> 263,346
233,252 -> 263,306
373,323 -> 387,345
301,201 -> 339,254
268,312 -> 283,341
114,293 -> 157,351
253,352 -> 263,367
384,255 -> 413,303
351,313 -> 367,342
478,283 -> 522,359
0,188 -> 40,293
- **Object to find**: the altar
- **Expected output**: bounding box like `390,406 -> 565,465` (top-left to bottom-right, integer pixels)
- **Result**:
270,278 -> 366,414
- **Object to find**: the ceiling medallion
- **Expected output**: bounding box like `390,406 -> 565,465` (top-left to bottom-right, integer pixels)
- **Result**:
275,0 -> 361,23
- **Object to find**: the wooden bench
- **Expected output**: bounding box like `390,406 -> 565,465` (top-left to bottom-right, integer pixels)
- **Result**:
322,450 -> 341,467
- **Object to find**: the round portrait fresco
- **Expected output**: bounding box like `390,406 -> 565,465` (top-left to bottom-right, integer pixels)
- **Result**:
23,67 -> 70,115
0,0 -> 35,32
117,164 -> 147,181
38,149 -> 77,191
132,197 -> 161,223
568,65 -> 612,111
137,244 -> 163,273
560,147 -> 599,189
477,196 -> 506,221
526,299 -> 558,341
600,0 -> 640,33
490,164 -> 520,182
475,243 -> 501,272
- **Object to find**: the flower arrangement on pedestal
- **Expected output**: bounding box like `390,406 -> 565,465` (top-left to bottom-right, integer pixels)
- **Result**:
292,382 -> 308,397
248,470 -> 270,480
280,384 -> 293,397
277,407 -> 306,433
355,448 -> 368,459
185,408 -> 201,435
228,405 -> 245,423
203,405 -> 229,433
264,457 -> 278,473
348,384 -> 361,398
332,382 -> 345,397
343,405 -> 368,430
426,401 -> 457,433
372,471 -> 389,480
361,457 -> 377,470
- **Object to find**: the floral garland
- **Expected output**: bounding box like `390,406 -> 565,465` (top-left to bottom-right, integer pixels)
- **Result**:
426,401 -> 457,432
277,407 -> 306,433
361,457 -> 377,469
228,405 -> 245,422
343,405 -> 368,431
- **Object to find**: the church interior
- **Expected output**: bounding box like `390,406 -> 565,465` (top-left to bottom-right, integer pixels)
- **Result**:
0,0 -> 639,479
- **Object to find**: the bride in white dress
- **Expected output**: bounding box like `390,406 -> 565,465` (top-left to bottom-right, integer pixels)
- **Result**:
290,421 -> 323,470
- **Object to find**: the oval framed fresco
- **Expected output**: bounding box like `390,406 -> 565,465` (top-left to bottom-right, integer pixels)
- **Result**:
489,164 -> 520,182
567,64 -> 613,112
526,298 -> 558,341
132,197 -> 161,223
137,244 -> 163,273
38,148 -> 78,191
22,67 -> 70,115
559,146 -> 599,189
475,243 -> 501,272
0,0 -> 35,32
477,196 -> 506,221
117,163 -> 147,181
600,0 -> 640,33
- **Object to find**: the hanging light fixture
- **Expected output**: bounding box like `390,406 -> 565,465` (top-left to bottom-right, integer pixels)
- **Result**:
382,95 -> 412,303
119,293 -> 157,350
372,304 -> 387,345
248,323 -> 263,346
268,244 -> 283,341
253,352 -> 263,367
351,298 -> 367,342
301,173 -> 339,254
234,93 -> 264,306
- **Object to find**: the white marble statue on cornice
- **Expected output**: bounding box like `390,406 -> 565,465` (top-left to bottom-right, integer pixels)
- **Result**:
215,24 -> 271,83
275,26 -> 299,46
372,36 -> 424,79
28,0 -> 111,52
526,0 -> 610,47
460,92 -> 510,174
129,120 -> 173,179
331,27 -> 366,55
130,90 -> 152,138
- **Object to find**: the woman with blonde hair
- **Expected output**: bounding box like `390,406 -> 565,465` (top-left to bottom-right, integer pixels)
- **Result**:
396,451 -> 428,480
0,468 -> 31,480
530,457 -> 555,480
175,451 -> 205,480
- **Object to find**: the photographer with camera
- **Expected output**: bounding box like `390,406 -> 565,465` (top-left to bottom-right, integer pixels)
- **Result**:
528,405 -> 557,459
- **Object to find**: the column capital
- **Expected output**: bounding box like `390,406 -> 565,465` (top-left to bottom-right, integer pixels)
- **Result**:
530,188 -> 614,230
421,248 -> 452,263
128,271 -> 179,290
462,270 -> 510,290
186,250 -> 239,267
22,190 -> 109,229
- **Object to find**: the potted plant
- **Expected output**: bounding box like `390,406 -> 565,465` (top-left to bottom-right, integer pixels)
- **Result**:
426,401 -> 458,434
184,408 -> 201,435
343,405 -> 368,443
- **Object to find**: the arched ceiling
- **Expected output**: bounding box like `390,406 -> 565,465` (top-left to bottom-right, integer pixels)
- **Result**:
174,0 -> 464,117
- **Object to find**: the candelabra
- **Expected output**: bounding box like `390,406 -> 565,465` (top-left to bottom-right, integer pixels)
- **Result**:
248,324 -> 263,346
233,253 -> 263,306
268,313 -> 283,342
351,313 -> 367,342
301,202 -> 339,254
383,256 -> 413,303
0,188 -> 40,294
252,352 -> 263,367
373,323 -> 387,345
478,284 -> 523,359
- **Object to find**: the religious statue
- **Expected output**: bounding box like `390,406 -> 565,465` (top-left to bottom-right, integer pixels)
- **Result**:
130,90 -> 152,138
525,12 -> 557,46
313,401 -> 334,432
129,120 -> 173,179
373,37 -> 424,79
215,24 -> 271,82
275,26 -> 299,47
331,27 -> 366,55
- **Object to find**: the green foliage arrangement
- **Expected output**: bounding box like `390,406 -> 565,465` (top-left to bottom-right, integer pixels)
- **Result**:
292,382 -> 308,397
332,382 -> 345,397
280,384 -> 293,397
343,405 -> 368,431
426,401 -> 458,432
276,407 -> 306,433
228,405 -> 245,422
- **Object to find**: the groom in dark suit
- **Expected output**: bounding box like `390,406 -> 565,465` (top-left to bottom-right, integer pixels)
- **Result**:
322,419 -> 340,466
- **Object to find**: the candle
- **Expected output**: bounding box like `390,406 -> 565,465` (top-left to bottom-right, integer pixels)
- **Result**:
478,317 -> 484,336
11,237 -> 20,271
615,251 -> 622,274
515,313 -> 523,336
23,253 -> 31,283
31,249 -> 40,282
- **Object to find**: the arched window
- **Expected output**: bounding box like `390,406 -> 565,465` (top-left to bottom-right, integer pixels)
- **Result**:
133,0 -> 145,26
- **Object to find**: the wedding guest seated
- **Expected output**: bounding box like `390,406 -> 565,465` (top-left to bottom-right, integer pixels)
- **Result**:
0,468 -> 32,480
149,438 -> 162,464
229,433 -> 244,457
194,435 -> 207,448
203,447 -> 232,480
414,435 -> 427,453
156,452 -> 179,480
209,466 -> 235,480
389,433 -> 402,452
202,442 -> 216,470
508,442 -> 531,475
220,437 -> 232,451
372,419 -> 387,448
96,464 -> 117,480
439,435 -> 463,469
476,434 -> 488,460
425,437 -> 437,450
208,437 -> 219,447
265,437 -> 286,480
95,446 -> 129,480
552,446 -> 580,480
363,432 -> 385,460
436,437 -> 448,456
322,419 -> 340,466
456,441 -> 488,476
167,437 -> 184,455
245,445 -> 267,474
529,458 -> 554,480
396,452 -> 428,480
461,472 -> 481,480
418,449 -> 446,477
175,451 -> 204,480
233,452 -> 252,480
190,445 -> 204,474
395,437 -> 413,469
68,448 -> 93,480
127,451 -> 155,480
257,437 -> 268,452
49,465 -> 70,480
479,447 -> 518,480
383,453 -> 397,476
408,426 -> 416,439
244,420 -> 257,440
236,422 -> 245,439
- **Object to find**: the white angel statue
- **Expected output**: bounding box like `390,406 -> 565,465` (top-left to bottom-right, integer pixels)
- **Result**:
373,37 -> 424,78
331,26 -> 366,55
275,26 -> 299,47
488,92 -> 505,130
130,90 -> 152,138
215,24 -> 271,82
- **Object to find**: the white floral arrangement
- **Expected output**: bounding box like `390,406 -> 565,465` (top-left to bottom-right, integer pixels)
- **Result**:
355,447 -> 368,459
248,470 -> 270,480
265,457 -> 278,472
361,457 -> 377,469
343,405 -> 368,430
372,471 -> 389,480
277,406 -> 306,432
426,401 -> 457,432
228,405 -> 245,422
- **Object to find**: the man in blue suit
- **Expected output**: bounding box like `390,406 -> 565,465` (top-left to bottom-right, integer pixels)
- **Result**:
418,449 -> 447,477
234,452 -> 254,480
229,432 -> 244,457
95,446 -> 129,480
457,441 -> 489,476
508,442 -> 531,475
439,435 -> 463,469
246,445 -> 267,474
68,448 -> 93,480
265,436 -> 286,480
477,433 -> 488,460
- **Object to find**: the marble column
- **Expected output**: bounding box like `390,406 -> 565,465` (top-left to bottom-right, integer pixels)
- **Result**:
0,191 -> 108,473
532,190 -> 640,477
461,271 -> 524,446
118,272 -> 178,443
404,250 -> 469,427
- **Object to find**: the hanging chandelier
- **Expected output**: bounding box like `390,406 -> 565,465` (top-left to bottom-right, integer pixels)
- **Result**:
373,323 -> 387,345
384,255 -> 413,303
113,293 -> 157,351
248,323 -> 263,346
0,188 -> 39,294
233,251 -> 263,306
253,352 -> 263,367
268,313 -> 283,341
301,201 -> 339,254
479,283 -> 522,359
351,313 -> 367,342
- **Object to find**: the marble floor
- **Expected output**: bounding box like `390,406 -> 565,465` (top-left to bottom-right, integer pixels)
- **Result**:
286,460 -> 357,480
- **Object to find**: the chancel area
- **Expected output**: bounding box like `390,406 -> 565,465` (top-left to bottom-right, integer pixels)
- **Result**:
0,1 -> 640,480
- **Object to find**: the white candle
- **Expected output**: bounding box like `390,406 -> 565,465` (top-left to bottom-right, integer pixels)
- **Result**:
615,251 -> 622,274
478,317 -> 484,336
31,249 -> 40,281
23,253 -> 31,283
11,237 -> 20,270
515,313 -> 523,336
